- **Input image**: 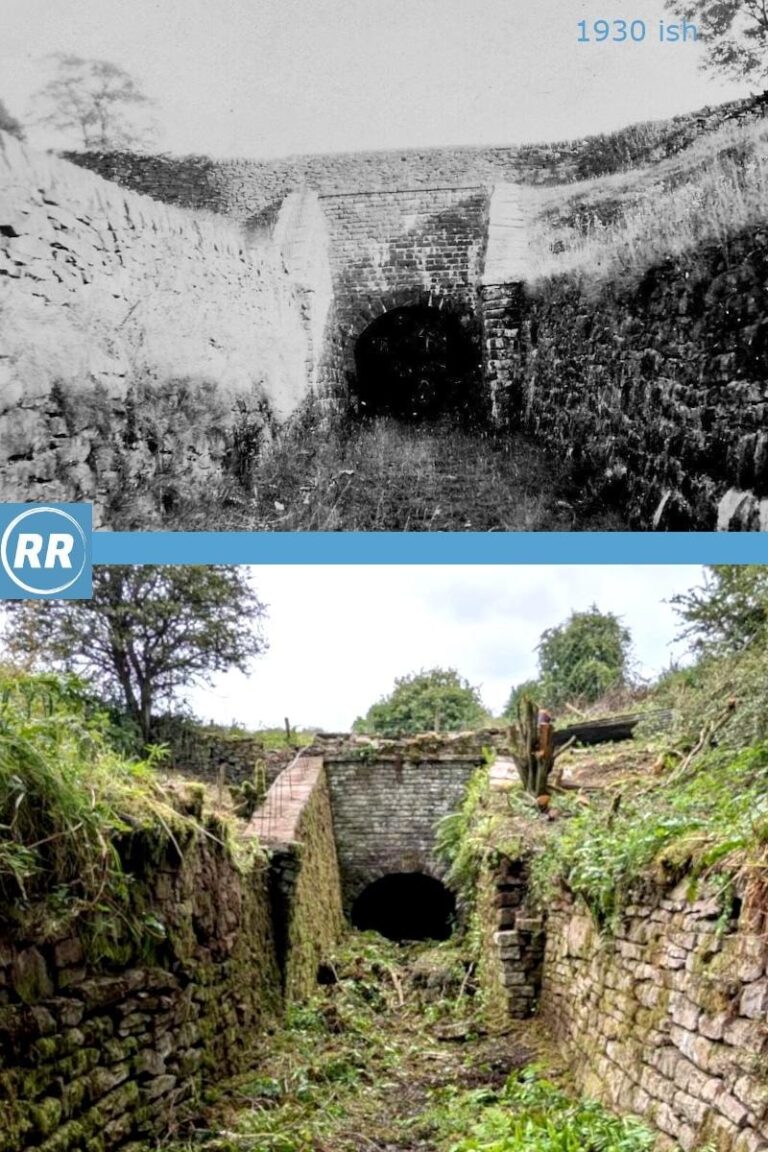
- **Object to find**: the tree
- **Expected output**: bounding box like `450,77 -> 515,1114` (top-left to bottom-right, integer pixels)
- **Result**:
3,566 -> 267,743
664,0 -> 768,82
671,566 -> 768,656
353,667 -> 490,736
0,99 -> 25,141
501,678 -> 542,723
32,55 -> 155,150
537,606 -> 632,708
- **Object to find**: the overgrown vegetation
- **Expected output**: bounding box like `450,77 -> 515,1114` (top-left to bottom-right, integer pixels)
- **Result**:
150,933 -> 651,1152
0,670 -> 204,944
528,116 -> 768,290
529,741 -> 768,930
158,413 -> 623,532
427,1070 -> 654,1152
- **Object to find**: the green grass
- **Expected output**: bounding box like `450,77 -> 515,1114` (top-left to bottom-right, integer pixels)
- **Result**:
149,933 -> 651,1152
427,1069 -> 653,1152
0,670 -> 204,943
529,740 -> 768,929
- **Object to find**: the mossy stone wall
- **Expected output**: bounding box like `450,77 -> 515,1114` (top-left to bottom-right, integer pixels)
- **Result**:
541,885 -> 768,1151
0,828 -> 281,1152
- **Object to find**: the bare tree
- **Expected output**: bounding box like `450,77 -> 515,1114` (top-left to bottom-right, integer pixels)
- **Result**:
32,55 -> 155,150
0,98 -> 25,141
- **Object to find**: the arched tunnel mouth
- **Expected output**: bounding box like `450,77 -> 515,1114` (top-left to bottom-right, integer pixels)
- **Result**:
352,305 -> 485,424
350,872 -> 456,942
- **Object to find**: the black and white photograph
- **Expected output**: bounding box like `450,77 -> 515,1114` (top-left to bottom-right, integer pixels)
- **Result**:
2,1 -> 767,531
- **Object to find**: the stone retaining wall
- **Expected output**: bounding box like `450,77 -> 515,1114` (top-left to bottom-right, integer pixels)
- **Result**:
489,226 -> 768,529
0,826 -> 281,1152
476,856 -> 545,1021
541,886 -> 768,1151
0,763 -> 345,1152
0,132 -> 331,524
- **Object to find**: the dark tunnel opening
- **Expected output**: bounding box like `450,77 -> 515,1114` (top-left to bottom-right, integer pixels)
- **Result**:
353,305 -> 484,423
350,873 -> 456,942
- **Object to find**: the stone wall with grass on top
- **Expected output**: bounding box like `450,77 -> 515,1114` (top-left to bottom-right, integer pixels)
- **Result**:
541,884 -> 768,1152
0,131 -> 332,525
0,762 -> 346,1152
488,226 -> 768,530
63,94 -> 768,217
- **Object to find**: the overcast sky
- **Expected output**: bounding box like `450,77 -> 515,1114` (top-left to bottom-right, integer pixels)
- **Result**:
184,565 -> 703,731
3,0 -> 751,158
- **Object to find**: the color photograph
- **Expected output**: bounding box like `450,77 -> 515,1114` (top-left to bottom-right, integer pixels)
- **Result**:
2,563 -> 768,1150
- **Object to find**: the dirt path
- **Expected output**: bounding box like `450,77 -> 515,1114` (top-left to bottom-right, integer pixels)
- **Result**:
169,936 -> 562,1152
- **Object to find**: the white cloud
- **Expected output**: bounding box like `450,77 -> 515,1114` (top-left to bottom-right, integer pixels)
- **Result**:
186,565 -> 702,730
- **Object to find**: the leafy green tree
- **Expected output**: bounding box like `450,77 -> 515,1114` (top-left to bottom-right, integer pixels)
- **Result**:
353,667 -> 489,736
671,565 -> 768,655
664,0 -> 768,81
0,99 -> 25,141
3,566 -> 267,743
501,678 -> 542,722
32,55 -> 155,150
536,606 -> 632,708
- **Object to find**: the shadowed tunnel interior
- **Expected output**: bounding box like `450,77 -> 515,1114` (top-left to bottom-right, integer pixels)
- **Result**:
350,873 -> 456,941
353,305 -> 481,422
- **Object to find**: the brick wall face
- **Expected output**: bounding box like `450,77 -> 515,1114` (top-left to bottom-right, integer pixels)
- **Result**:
320,188 -> 490,392
541,888 -> 768,1152
324,757 -> 478,910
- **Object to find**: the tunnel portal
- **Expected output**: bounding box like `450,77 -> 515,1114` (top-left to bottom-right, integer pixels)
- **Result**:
350,872 -> 456,942
353,305 -> 480,422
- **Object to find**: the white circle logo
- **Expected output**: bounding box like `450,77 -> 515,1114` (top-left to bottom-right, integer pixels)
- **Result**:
0,507 -> 88,596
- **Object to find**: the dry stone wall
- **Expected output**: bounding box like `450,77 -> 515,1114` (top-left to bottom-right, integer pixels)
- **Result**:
64,96 -> 768,220
0,767 -> 345,1152
541,886 -> 768,1152
0,827 -> 281,1152
488,226 -> 768,529
0,132 -> 331,522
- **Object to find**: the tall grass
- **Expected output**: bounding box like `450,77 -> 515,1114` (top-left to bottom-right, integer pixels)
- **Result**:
0,670 -> 197,940
527,119 -> 768,289
166,416 -> 625,532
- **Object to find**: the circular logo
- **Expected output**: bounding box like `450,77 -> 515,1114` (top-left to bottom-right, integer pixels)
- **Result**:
0,507 -> 88,596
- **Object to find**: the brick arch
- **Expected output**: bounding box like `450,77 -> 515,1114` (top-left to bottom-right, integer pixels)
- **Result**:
350,297 -> 484,420
350,870 -> 457,941
318,186 -> 490,402
323,756 -> 478,916
341,853 -> 454,914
